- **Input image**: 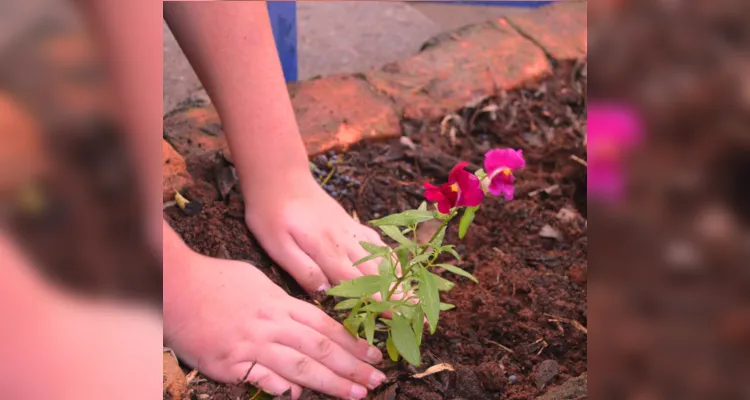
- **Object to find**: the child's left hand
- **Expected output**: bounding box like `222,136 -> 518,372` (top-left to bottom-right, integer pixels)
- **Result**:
244,174 -> 387,294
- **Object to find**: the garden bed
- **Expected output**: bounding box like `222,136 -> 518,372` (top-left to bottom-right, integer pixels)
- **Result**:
164,60 -> 587,400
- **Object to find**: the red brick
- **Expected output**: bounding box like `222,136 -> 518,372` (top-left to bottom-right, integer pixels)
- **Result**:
162,139 -> 193,202
163,75 -> 400,158
163,352 -> 187,400
505,2 -> 587,61
364,20 -> 550,120
290,74 -> 401,155
0,92 -> 47,196
163,103 -> 229,159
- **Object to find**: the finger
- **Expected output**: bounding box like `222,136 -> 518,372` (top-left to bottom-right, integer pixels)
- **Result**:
261,233 -> 331,294
359,225 -> 385,246
290,302 -> 383,365
231,362 -> 303,400
262,344 -> 370,400
273,323 -> 386,391
291,227 -> 363,285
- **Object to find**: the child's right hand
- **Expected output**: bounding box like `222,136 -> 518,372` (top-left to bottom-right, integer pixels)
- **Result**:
163,250 -> 387,400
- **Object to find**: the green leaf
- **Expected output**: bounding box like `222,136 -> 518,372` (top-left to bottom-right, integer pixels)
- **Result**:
396,247 -> 410,270
361,301 -> 395,314
437,263 -> 478,283
413,307 -> 424,347
343,314 -> 363,337
417,269 -> 440,335
385,335 -> 399,362
410,251 -> 433,266
395,303 -> 416,320
334,298 -> 361,311
364,313 -> 376,345
440,303 -> 456,311
391,313 -> 421,366
370,210 -> 436,227
353,253 -> 381,267
380,225 -> 413,246
353,241 -> 390,266
361,242 -> 389,256
327,275 -> 383,298
458,206 -> 478,239
378,262 -> 392,299
432,273 -> 455,291
441,245 -> 461,261
433,225 -> 447,248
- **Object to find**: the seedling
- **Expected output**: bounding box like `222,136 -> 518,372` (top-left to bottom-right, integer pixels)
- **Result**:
327,148 -> 525,366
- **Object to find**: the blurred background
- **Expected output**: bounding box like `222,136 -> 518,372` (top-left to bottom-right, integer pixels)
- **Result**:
2,0 -> 749,398
588,0 -> 750,398
0,0 -> 162,399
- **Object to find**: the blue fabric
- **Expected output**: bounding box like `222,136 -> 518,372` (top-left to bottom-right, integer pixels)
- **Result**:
267,1 -> 298,82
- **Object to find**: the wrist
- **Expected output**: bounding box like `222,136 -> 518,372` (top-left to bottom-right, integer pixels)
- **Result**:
162,220 -> 198,315
240,162 -> 316,201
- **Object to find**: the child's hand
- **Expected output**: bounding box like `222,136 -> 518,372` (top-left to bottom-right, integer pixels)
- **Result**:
164,251 -> 386,400
244,175 -> 388,294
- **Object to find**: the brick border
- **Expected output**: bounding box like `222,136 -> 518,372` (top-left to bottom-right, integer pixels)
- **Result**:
163,4 -> 586,197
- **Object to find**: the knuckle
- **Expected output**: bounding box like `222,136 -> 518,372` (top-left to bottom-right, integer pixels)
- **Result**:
255,307 -> 275,322
294,356 -> 311,376
316,337 -> 334,359
315,314 -> 337,335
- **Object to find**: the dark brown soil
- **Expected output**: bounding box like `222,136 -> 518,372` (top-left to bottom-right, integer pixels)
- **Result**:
165,60 -> 587,400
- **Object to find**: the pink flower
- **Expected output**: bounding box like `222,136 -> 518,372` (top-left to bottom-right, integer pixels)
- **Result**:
588,101 -> 643,201
484,149 -> 526,200
424,162 -> 485,214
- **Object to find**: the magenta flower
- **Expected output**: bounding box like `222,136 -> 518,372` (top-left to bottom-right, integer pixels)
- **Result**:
588,101 -> 643,201
424,161 -> 485,214
484,149 -> 526,200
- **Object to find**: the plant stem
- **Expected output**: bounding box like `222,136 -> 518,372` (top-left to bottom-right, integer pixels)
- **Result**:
386,214 -> 454,300
423,213 -> 453,254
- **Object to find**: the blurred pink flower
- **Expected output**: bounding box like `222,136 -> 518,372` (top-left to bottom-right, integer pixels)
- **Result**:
484,148 -> 526,200
587,101 -> 643,201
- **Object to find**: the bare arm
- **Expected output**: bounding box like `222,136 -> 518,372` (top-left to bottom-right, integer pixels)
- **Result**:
163,1 -> 309,196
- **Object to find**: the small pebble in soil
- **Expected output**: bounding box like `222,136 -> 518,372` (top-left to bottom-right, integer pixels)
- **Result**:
509,375 -> 518,384
310,153 -> 362,198
539,224 -> 562,240
534,359 -> 560,389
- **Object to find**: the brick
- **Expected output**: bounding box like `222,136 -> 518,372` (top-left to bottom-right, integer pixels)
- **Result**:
163,103 -> 229,159
290,74 -> 401,155
364,20 -> 550,120
162,139 -> 193,202
505,2 -> 587,61
163,75 -> 400,159
162,351 -> 187,400
0,92 -> 47,196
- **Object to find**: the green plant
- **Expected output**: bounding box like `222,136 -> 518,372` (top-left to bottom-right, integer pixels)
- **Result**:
327,149 -> 525,366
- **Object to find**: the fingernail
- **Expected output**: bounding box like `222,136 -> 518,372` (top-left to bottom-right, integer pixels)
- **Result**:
350,383 -> 367,399
368,370 -> 386,390
316,282 -> 331,292
366,346 -> 382,363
